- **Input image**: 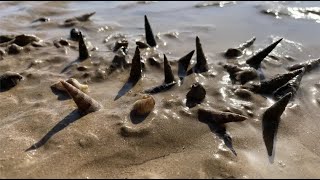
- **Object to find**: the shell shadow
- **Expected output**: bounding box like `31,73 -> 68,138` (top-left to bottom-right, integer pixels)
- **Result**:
25,109 -> 82,152
130,110 -> 150,124
199,119 -> 237,156
50,86 -> 71,101
114,79 -> 139,101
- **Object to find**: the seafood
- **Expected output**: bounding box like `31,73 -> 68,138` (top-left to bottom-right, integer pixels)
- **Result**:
51,78 -> 89,93
113,39 -> 128,53
178,50 -> 195,81
224,36 -> 256,58
144,15 -> 157,47
0,71 -> 23,91
144,54 -> 177,94
108,50 -> 129,75
144,81 -> 176,94
273,67 -> 305,99
287,58 -> 320,72
7,44 -> 23,55
65,12 -> 96,23
244,68 -> 304,94
128,46 -> 142,82
163,54 -> 175,84
78,32 -> 90,60
191,36 -> 209,74
186,82 -> 206,108
246,38 -> 282,69
136,41 -> 149,49
131,95 -> 155,116
147,57 -> 161,67
60,81 -> 102,115
262,92 -> 292,156
198,108 -> 247,124
70,28 -> 82,41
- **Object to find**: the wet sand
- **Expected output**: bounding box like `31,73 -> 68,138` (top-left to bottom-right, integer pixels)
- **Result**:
1,1 -> 320,178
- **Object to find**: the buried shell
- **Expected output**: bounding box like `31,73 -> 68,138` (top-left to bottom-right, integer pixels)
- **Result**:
131,95 -> 155,116
144,15 -> 157,47
108,50 -> 129,75
51,78 -> 89,93
273,68 -> 305,99
262,92 -> 292,157
113,39 -> 128,53
198,108 -> 247,124
178,50 -> 195,81
287,58 -> 320,72
60,81 -> 102,114
224,37 -> 256,58
246,38 -> 282,69
0,71 -> 23,91
235,68 -> 258,85
136,41 -> 149,49
244,68 -> 304,94
78,32 -> 90,60
186,82 -> 206,108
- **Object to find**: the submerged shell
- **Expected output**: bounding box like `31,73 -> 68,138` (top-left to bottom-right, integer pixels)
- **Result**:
262,92 -> 292,156
61,81 -> 102,114
273,68 -> 305,99
0,71 -> 23,91
113,39 -> 128,52
248,68 -> 304,94
136,41 -> 149,49
131,95 -> 155,116
198,108 -> 247,124
287,58 -> 320,72
246,38 -> 282,69
235,68 -> 258,85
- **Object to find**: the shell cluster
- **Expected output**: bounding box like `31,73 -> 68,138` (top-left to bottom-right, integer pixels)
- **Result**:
8,14 -> 316,158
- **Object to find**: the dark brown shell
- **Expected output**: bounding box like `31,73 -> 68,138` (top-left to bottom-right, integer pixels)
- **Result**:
198,108 -> 247,124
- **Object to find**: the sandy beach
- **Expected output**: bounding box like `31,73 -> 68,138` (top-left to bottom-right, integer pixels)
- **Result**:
1,1 -> 320,178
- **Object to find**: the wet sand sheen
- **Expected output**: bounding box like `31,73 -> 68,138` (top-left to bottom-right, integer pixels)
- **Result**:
1,1 -> 320,178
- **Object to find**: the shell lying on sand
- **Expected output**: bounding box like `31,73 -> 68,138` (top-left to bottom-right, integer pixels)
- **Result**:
60,80 -> 102,114
198,108 -> 248,124
51,78 -> 89,93
131,95 -> 155,116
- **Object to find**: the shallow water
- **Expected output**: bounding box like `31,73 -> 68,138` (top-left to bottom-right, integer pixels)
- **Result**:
0,1 -> 320,178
